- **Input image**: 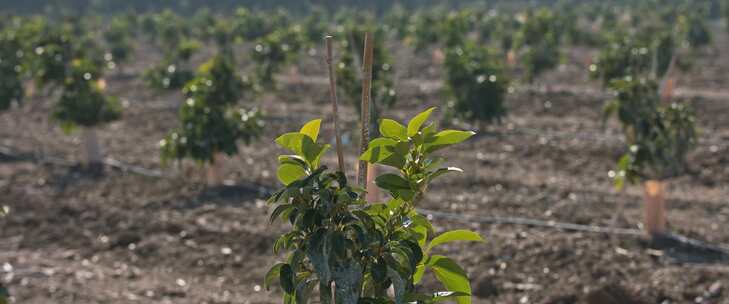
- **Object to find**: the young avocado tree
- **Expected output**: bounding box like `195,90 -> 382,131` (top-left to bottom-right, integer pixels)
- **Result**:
514,8 -> 562,84
103,16 -> 134,73
159,54 -> 264,184
53,59 -> 122,170
143,39 -> 200,91
251,25 -> 304,90
26,18 -> 119,171
604,78 -> 696,237
590,32 -> 653,87
444,41 -> 509,126
266,108 -> 483,303
0,24 -> 26,112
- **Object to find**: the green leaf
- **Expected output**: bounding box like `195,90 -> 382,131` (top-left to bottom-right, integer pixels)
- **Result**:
360,138 -> 397,161
413,263 -> 426,284
300,119 -> 322,142
427,230 -> 483,253
375,174 -> 411,192
379,119 -> 408,140
424,130 -> 476,152
277,163 -> 306,185
428,255 -> 472,304
264,263 -> 284,290
407,107 -> 436,137
280,263 -> 296,294
278,155 -> 307,167
270,204 -> 293,223
387,267 -> 406,304
276,132 -> 305,155
301,136 -> 330,168
429,167 -> 463,182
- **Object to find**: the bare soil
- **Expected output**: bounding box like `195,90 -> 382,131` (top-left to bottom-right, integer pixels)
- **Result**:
1,29 -> 729,303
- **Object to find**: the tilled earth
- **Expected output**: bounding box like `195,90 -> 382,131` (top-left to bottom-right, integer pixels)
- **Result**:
1,30 -> 729,303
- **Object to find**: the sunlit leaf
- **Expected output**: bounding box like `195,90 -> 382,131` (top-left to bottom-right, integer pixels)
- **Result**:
428,255 -> 472,304
300,119 -> 322,142
407,107 -> 436,137
264,263 -> 285,291
380,119 -> 408,140
277,163 -> 306,185
427,230 -> 483,253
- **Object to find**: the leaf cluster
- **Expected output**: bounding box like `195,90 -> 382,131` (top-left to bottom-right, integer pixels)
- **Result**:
160,55 -> 263,164
444,42 -> 508,124
267,109 -> 483,304
604,78 -> 697,188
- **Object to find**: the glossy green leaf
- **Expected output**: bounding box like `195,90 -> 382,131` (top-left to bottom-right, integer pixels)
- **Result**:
276,132 -> 305,155
264,263 -> 285,290
375,174 -> 411,192
380,119 -> 408,140
429,167 -> 463,182
413,263 -> 426,284
300,119 -> 322,142
407,107 -> 436,137
427,230 -> 483,253
425,130 -> 476,152
428,255 -> 472,304
277,163 -> 306,185
280,264 -> 296,294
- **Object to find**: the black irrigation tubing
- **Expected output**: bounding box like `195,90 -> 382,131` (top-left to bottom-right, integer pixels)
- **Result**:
4,143 -> 729,254
417,208 -> 645,236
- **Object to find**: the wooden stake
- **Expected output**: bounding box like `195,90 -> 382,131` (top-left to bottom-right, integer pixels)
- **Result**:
659,54 -> 678,105
357,33 -> 374,188
325,36 -> 345,173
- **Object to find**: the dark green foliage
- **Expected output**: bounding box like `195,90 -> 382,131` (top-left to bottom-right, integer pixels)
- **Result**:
591,33 -> 653,86
251,26 -> 304,88
678,13 -> 711,49
104,16 -> 134,68
604,78 -> 697,188
160,55 -> 263,164
0,27 -> 26,111
408,10 -> 443,52
143,39 -> 199,90
231,7 -> 289,41
52,59 -> 121,130
268,109 -> 482,303
444,43 -> 508,124
515,8 -> 562,82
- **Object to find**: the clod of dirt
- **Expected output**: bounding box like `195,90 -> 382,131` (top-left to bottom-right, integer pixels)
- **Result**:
705,282 -> 722,299
584,283 -> 647,304
111,232 -> 142,249
473,276 -> 499,298
541,294 -> 578,304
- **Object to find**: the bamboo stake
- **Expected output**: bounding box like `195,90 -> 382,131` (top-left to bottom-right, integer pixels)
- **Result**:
357,33 -> 374,188
325,36 -> 345,173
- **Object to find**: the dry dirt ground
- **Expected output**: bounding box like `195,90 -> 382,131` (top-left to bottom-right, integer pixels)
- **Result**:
2,28 -> 729,304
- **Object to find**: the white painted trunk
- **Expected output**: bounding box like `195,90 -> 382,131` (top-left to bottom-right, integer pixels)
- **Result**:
82,128 -> 103,167
206,152 -> 225,186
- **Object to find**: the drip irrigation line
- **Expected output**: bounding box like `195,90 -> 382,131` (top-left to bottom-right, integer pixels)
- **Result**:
417,208 -> 644,236
3,143 -> 729,252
